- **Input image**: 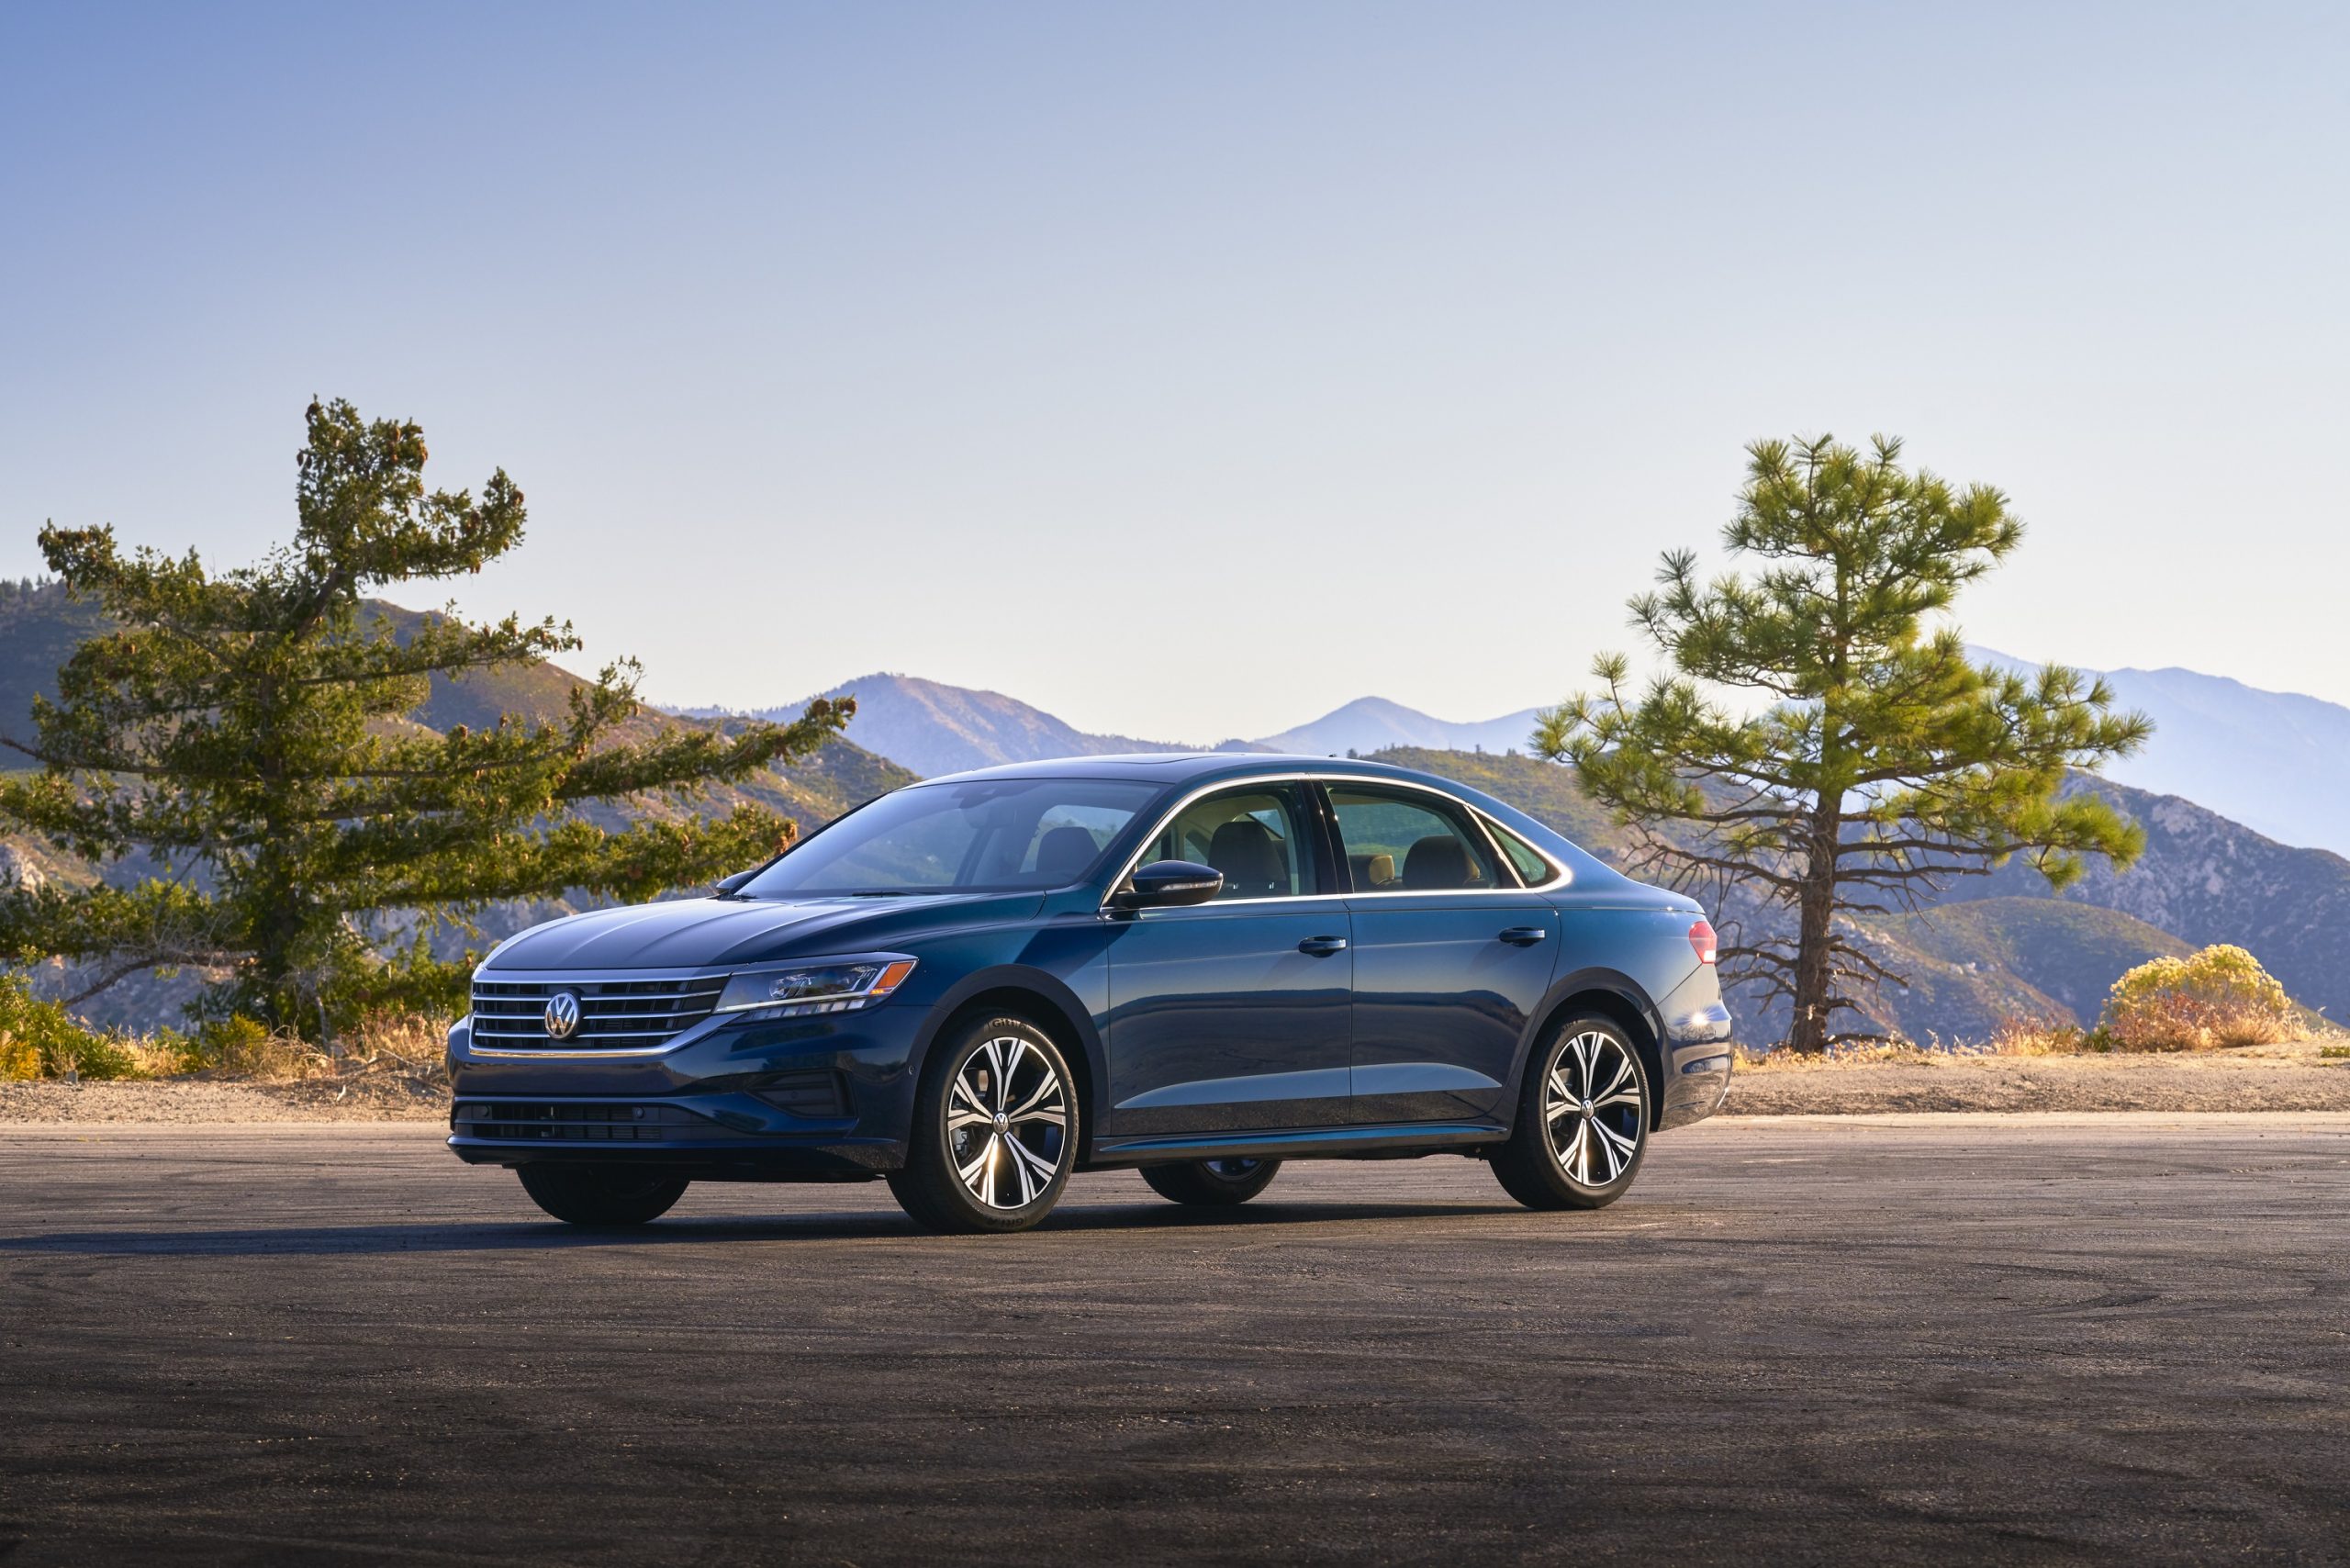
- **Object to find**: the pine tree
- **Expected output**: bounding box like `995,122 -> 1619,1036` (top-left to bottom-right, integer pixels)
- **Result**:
1538,434 -> 2150,1054
0,399 -> 847,1033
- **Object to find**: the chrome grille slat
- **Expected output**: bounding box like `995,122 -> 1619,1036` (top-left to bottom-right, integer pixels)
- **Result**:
468,973 -> 725,1050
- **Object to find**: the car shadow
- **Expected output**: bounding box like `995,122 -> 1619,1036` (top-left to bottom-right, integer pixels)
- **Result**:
0,1198 -> 1536,1258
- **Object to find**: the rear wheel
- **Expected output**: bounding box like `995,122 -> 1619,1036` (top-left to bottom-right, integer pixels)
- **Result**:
516,1163 -> 689,1227
888,1014 -> 1078,1234
1492,1014 -> 1651,1210
1139,1157 -> 1282,1207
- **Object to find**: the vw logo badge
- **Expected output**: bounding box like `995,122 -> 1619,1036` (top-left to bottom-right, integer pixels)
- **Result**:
543,990 -> 583,1041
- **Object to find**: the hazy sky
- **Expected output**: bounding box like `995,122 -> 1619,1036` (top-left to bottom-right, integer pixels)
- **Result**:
5,3 -> 2345,743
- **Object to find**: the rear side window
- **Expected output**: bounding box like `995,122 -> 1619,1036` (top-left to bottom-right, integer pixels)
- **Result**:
1327,787 -> 1500,893
1484,817 -> 1559,886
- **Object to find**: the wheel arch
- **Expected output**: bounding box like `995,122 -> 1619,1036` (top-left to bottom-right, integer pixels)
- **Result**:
914,967 -> 1105,1159
1516,969 -> 1669,1131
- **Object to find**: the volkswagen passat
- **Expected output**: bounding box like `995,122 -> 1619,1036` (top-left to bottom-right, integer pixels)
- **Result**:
446,755 -> 1733,1233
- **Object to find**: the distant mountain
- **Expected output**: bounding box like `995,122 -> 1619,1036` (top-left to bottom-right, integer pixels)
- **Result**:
1975,646 -> 2350,858
1254,696 -> 1546,758
679,677 -> 1539,776
685,672 -> 1266,779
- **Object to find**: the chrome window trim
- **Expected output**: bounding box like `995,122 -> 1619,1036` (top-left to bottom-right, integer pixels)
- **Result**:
1464,806 -> 1569,892
1099,771 -> 1570,915
1097,772 -> 1328,916
1321,779 -> 1565,896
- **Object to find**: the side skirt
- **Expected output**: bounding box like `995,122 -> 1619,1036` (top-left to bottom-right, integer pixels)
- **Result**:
1083,1120 -> 1507,1170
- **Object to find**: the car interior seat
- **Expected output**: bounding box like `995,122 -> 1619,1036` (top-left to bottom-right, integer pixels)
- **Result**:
1032,824 -> 1101,883
1402,834 -> 1474,890
1206,818 -> 1290,898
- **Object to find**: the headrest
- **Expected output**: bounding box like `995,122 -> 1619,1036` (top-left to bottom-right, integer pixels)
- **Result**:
1032,824 -> 1101,881
1403,834 -> 1472,890
1206,818 -> 1287,895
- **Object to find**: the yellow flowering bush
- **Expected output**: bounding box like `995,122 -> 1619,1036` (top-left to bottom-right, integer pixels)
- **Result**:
2098,945 -> 2300,1052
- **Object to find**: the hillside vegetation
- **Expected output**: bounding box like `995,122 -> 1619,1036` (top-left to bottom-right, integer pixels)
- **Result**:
0,580 -> 912,1029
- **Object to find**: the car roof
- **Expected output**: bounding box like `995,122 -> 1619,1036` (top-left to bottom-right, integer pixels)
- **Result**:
914,753 -> 1434,788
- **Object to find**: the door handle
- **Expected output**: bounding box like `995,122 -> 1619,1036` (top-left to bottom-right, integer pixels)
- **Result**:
1498,927 -> 1549,946
1298,935 -> 1348,956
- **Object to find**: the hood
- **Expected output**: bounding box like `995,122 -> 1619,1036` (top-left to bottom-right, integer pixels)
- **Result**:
482,891 -> 1040,972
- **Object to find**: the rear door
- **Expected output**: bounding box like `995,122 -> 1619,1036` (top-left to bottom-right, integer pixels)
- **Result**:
1326,781 -> 1560,1123
1101,782 -> 1354,1137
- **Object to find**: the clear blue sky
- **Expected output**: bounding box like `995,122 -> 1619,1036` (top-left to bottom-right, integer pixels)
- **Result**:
4,3 -> 2344,742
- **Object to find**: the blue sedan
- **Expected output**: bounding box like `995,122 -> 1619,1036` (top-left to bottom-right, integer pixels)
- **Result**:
446,754 -> 1733,1232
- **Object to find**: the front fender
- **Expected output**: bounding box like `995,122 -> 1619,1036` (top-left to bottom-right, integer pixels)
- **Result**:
909,958 -> 1113,1159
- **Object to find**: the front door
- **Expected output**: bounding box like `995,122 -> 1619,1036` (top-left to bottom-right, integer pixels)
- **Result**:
1101,783 -> 1353,1137
1327,783 -> 1560,1122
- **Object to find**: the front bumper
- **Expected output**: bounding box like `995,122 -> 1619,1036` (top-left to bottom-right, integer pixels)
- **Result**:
443,1001 -> 930,1177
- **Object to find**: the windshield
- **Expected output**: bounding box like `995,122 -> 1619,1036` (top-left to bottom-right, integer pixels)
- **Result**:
738,778 -> 1165,897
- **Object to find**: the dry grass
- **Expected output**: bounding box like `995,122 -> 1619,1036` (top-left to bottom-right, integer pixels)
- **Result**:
1734,1012 -> 2338,1071
1,997 -> 449,1093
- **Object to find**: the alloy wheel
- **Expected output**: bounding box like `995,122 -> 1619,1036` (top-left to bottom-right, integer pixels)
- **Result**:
947,1034 -> 1069,1209
1543,1029 -> 1644,1184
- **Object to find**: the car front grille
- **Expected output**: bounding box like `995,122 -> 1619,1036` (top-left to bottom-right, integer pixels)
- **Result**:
469,974 -> 726,1049
452,1101 -> 723,1142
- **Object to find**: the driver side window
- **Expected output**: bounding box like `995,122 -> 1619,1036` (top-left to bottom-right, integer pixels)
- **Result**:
1136,786 -> 1318,900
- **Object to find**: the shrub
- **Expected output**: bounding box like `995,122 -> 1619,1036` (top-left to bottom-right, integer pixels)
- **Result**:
187,1014 -> 330,1078
0,1032 -> 37,1081
2098,945 -> 2301,1052
0,974 -> 143,1080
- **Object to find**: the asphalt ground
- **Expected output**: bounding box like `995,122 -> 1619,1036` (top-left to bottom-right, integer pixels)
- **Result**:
2,1114 -> 2345,1566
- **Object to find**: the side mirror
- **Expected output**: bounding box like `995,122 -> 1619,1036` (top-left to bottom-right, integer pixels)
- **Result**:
1113,859 -> 1224,911
712,868 -> 761,897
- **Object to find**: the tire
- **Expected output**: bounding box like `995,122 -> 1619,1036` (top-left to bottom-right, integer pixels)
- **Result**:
1492,1014 -> 1651,1211
888,1014 -> 1079,1235
516,1163 -> 689,1227
1139,1157 -> 1282,1207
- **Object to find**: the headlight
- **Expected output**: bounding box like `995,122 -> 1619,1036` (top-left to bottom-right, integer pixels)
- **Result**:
714,958 -> 918,1019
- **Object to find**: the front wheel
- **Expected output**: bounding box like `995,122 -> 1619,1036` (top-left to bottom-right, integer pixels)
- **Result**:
516,1163 -> 689,1227
1139,1157 -> 1282,1207
1492,1015 -> 1651,1210
888,1014 -> 1078,1234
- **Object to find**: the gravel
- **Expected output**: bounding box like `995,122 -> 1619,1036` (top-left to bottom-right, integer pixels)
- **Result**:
5,1041 -> 2345,1122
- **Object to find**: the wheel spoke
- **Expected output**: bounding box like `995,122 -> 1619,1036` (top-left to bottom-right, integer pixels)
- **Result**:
947,1107 -> 993,1131
981,1039 -> 1010,1111
1594,1053 -> 1632,1101
1594,1121 -> 1625,1181
1015,1106 -> 1067,1128
1007,1135 -> 1058,1189
957,1135 -> 998,1201
1006,1072 -> 1061,1120
1562,1117 -> 1590,1182
952,1074 -> 989,1117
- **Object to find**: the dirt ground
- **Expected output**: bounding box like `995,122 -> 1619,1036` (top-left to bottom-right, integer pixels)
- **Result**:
1726,1036 -> 2350,1114
4,1038 -> 2344,1121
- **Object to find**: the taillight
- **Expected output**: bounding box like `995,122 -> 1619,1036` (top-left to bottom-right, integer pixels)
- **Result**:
1687,919 -> 1717,965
